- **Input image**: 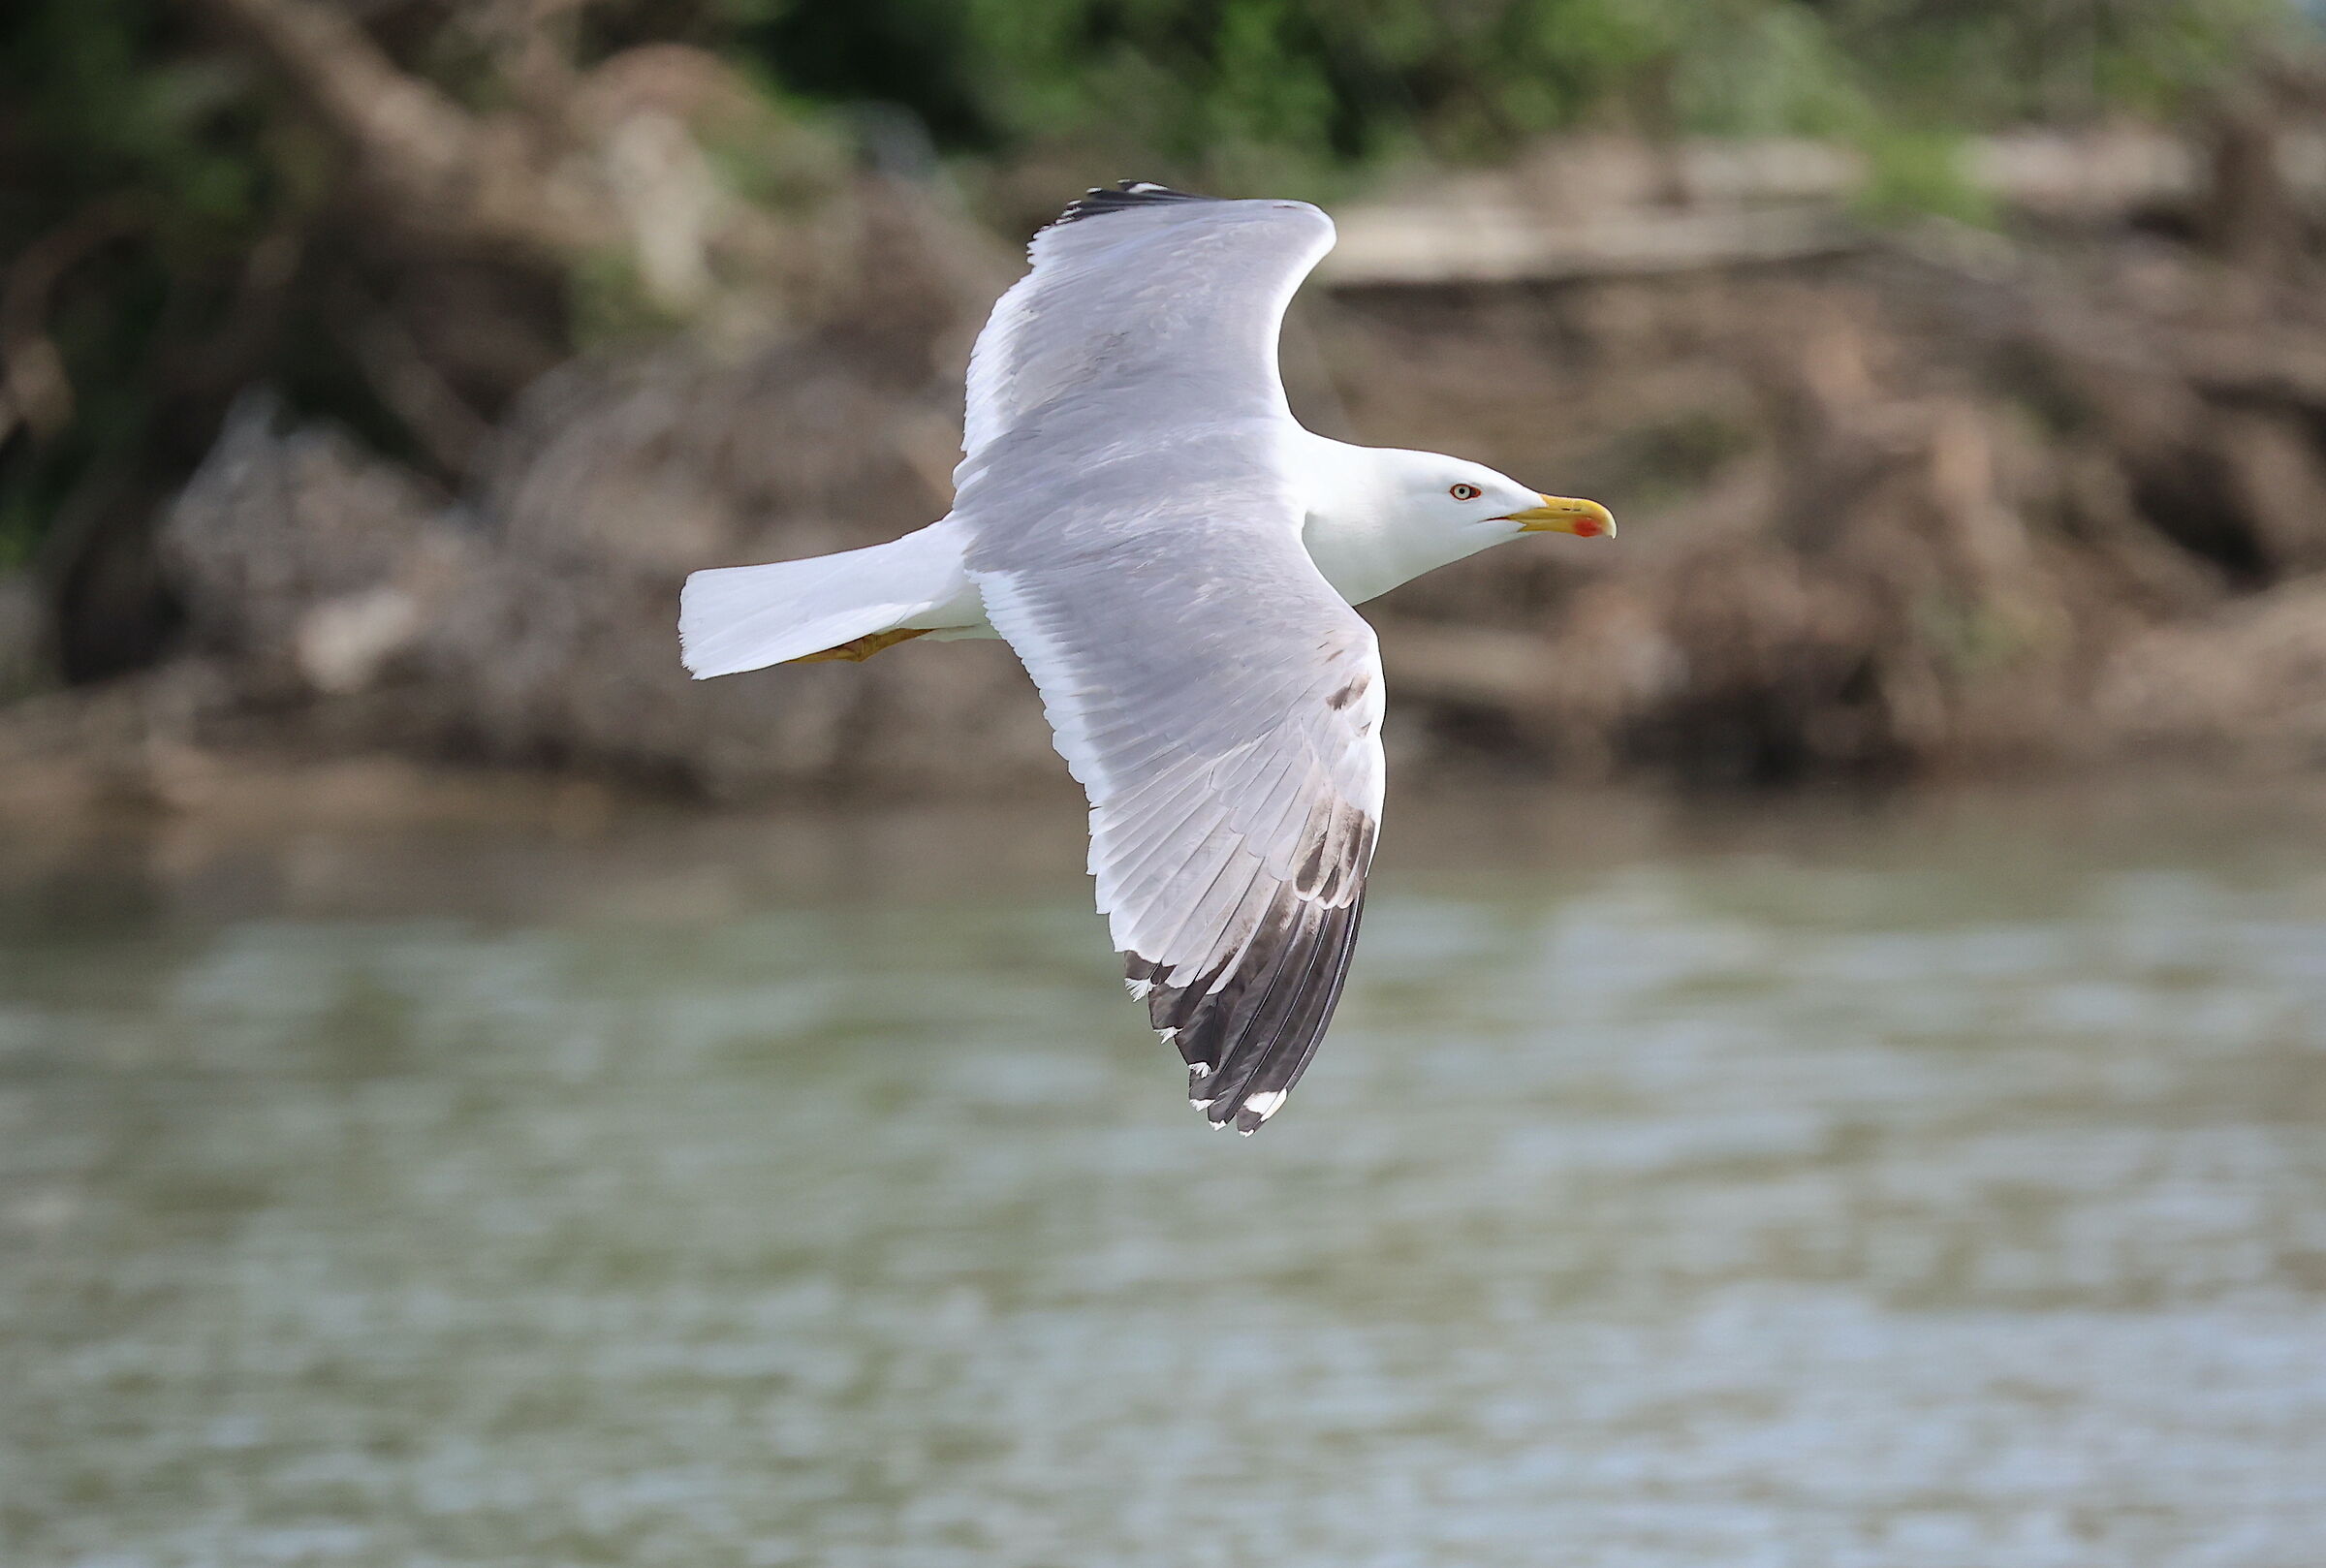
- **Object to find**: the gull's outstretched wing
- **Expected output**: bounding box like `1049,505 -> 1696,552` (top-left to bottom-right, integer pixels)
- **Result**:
957,184 -> 1374,1133
958,183 -> 1336,465
974,502 -> 1382,1134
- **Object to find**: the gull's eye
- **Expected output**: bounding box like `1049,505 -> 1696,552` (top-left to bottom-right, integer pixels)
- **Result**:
1449,483 -> 1482,501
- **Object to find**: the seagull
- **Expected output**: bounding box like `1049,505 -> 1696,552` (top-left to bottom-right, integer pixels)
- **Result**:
681,181 -> 1614,1134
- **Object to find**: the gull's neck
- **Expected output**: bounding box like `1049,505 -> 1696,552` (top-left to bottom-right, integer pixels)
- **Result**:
1288,431 -> 1470,606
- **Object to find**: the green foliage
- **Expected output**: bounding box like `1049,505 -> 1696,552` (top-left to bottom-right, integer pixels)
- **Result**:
1857,128 -> 1995,228
729,0 -> 2298,182
730,0 -> 1677,175
569,249 -> 687,348
0,1 -> 331,567
1817,0 -> 2293,126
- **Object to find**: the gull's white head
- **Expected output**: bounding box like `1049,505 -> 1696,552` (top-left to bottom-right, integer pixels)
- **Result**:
1296,438 -> 1616,606
1375,448 -> 1614,545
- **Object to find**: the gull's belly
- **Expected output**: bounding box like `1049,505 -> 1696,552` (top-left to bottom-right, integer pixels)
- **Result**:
928,533 -> 1373,646
903,578 -> 1003,641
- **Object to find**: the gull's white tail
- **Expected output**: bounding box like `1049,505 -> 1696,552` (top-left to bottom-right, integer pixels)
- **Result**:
679,523 -> 976,679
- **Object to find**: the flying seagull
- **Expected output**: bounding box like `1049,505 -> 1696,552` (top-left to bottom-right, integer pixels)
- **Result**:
681,181 -> 1614,1134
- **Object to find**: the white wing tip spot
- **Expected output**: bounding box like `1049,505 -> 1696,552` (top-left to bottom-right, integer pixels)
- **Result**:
1243,1090 -> 1288,1121
1126,978 -> 1154,1000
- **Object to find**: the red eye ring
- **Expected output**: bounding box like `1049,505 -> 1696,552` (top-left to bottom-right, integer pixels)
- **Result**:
1449,483 -> 1481,500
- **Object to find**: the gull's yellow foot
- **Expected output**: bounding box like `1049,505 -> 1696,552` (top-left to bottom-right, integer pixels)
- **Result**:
785,628 -> 934,664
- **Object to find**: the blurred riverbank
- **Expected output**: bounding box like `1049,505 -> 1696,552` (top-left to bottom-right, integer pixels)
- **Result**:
9,4 -> 2326,807
13,159 -> 2326,805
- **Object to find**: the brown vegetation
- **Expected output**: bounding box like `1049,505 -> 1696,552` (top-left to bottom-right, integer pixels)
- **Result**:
8,2 -> 2326,811
1332,229 -> 2326,784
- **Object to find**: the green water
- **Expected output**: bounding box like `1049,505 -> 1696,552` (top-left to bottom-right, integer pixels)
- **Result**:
4,787 -> 2325,1567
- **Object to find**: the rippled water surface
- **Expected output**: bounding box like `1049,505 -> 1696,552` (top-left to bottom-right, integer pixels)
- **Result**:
5,786 -> 2326,1567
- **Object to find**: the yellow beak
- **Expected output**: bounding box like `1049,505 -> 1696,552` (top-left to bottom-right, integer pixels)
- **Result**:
1505,495 -> 1616,539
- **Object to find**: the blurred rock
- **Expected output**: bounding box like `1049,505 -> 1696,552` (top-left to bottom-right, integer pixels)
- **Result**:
2098,581 -> 2326,770
0,573 -> 44,702
148,341 -> 1055,802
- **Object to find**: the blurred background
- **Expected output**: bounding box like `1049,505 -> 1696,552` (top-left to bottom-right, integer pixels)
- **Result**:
8,0 -> 2326,796
6,4 -> 2326,1565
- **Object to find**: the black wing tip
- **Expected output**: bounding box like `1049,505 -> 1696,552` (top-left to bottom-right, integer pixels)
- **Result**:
1052,180 -> 1216,228
1135,880 -> 1371,1137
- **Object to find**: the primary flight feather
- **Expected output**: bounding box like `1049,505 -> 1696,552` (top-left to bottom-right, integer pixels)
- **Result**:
681,182 -> 1614,1134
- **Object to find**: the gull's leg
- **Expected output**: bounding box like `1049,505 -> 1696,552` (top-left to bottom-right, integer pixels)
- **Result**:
784,628 -> 936,663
